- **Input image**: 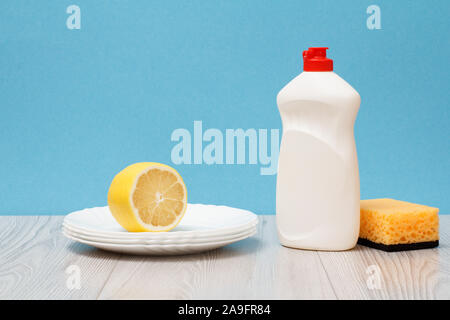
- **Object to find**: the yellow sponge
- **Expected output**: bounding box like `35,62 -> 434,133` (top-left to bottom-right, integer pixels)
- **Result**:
359,199 -> 439,251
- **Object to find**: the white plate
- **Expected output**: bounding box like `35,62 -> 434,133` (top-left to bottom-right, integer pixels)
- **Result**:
63,224 -> 257,245
64,204 -> 258,241
63,228 -> 257,255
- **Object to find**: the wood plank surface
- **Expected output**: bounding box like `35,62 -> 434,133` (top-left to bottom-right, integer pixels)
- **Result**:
0,215 -> 449,300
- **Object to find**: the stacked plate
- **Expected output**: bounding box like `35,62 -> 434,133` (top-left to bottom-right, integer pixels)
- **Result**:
63,204 -> 258,255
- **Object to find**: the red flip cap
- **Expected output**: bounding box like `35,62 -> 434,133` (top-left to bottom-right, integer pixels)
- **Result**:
303,47 -> 333,71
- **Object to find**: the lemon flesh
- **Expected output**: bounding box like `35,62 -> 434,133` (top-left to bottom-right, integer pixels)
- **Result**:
107,162 -> 187,232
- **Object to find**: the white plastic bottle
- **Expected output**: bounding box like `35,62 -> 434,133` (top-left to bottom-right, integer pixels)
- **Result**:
276,47 -> 361,251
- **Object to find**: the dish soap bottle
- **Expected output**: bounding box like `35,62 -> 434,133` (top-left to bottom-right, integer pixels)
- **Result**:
276,47 -> 361,251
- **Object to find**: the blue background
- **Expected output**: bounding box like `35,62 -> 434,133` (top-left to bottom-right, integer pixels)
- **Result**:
0,0 -> 449,215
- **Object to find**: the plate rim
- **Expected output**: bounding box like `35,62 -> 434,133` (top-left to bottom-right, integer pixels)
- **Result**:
64,204 -> 259,239
63,225 -> 257,245
63,228 -> 256,253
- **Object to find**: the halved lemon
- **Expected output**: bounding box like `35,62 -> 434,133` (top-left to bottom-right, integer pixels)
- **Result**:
107,162 -> 187,232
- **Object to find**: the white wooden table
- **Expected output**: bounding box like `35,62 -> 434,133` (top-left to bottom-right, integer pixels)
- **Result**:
1,215 -> 449,300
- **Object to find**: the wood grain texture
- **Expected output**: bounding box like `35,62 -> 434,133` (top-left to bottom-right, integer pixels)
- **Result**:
0,215 -> 449,300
